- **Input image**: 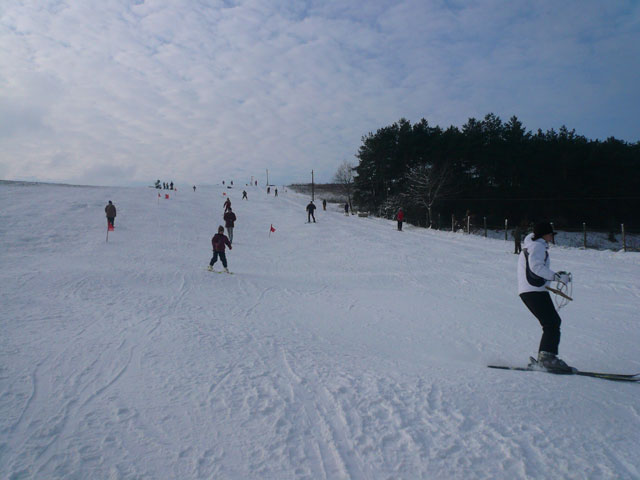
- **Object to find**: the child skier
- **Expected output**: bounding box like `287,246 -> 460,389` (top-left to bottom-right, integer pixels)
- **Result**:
208,226 -> 232,273
517,222 -> 572,371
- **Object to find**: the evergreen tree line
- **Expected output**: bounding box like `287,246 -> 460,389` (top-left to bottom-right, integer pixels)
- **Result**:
352,114 -> 640,231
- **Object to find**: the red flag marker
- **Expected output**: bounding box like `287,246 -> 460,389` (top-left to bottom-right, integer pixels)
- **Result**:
165,194 -> 170,199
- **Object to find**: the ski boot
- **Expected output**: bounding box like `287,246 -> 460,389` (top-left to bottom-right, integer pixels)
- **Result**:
533,351 -> 575,373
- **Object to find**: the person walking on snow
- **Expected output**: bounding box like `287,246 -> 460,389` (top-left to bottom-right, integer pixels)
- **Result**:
223,198 -> 231,213
322,199 -> 327,211
518,222 -> 572,371
344,203 -> 349,216
242,190 -> 248,200
396,208 -> 404,231
223,207 -> 237,244
306,201 -> 317,223
208,226 -> 232,273
512,225 -> 522,254
105,200 -> 117,227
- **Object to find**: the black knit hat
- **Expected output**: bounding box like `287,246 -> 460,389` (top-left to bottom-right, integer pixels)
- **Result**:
533,221 -> 556,239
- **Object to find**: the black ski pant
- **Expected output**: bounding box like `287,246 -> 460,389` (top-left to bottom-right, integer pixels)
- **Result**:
397,221 -> 403,231
107,216 -> 115,226
209,251 -> 228,268
308,212 -> 315,222
520,291 -> 561,355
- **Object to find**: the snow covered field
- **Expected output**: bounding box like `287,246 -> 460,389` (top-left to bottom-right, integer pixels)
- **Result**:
1,181 -> 639,480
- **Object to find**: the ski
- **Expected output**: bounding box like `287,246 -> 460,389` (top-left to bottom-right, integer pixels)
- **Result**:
488,363 -> 640,382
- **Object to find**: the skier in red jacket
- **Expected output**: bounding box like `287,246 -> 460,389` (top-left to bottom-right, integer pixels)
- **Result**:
208,226 -> 232,273
396,208 -> 404,231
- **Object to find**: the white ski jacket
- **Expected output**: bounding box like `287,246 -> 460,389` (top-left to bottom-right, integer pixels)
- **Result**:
517,233 -> 557,294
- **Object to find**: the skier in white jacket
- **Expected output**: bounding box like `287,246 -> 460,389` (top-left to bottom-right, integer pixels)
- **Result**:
517,222 -> 572,371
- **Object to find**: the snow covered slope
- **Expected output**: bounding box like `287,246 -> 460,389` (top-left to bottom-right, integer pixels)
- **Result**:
1,182 -> 639,479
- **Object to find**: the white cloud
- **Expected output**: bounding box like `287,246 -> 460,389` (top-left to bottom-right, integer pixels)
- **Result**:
1,0 -> 638,186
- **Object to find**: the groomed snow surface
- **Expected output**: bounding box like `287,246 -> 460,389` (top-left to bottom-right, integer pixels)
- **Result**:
1,182 -> 639,480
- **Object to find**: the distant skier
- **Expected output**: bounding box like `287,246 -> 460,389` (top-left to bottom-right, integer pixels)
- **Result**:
518,222 -> 572,372
322,199 -> 327,211
344,203 -> 349,216
267,187 -> 271,194
274,188 -> 278,197
242,190 -> 248,200
105,200 -> 116,227
224,198 -> 231,213
512,225 -> 522,254
396,208 -> 404,231
223,207 -> 237,244
193,185 -> 196,192
170,181 -> 174,190
208,226 -> 232,273
306,201 -> 316,223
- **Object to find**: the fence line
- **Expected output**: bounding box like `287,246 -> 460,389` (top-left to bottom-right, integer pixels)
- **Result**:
441,216 -> 639,252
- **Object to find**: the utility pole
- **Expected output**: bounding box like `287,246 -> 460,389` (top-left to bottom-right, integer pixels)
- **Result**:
311,170 -> 315,201
266,169 -> 269,186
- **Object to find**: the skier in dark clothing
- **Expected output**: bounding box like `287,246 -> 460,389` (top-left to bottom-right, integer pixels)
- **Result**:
242,190 -> 248,200
224,198 -> 231,213
223,208 -> 236,244
306,201 -> 316,223
208,226 -> 232,273
518,222 -> 572,371
322,199 -> 327,211
512,226 -> 522,254
344,203 -> 349,216
105,201 -> 116,227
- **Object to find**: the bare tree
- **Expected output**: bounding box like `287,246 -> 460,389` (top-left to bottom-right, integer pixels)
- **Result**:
402,161 -> 455,228
333,160 -> 356,211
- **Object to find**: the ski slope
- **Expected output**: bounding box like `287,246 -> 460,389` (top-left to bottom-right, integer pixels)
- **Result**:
1,182 -> 639,480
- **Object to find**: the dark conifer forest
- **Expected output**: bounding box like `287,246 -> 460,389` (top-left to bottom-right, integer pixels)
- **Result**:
352,114 -> 640,230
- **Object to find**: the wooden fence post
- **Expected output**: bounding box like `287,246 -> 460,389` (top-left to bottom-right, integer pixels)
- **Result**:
466,215 -> 470,234
622,224 -> 626,252
583,222 -> 587,249
451,214 -> 455,232
484,217 -> 487,237
504,219 -> 508,241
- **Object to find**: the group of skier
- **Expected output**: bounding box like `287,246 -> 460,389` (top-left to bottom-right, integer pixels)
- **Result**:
105,188 -> 574,372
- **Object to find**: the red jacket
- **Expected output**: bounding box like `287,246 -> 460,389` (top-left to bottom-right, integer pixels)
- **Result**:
396,210 -> 404,221
212,233 -> 232,252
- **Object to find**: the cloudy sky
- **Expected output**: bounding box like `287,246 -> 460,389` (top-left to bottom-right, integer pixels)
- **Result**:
1,0 -> 638,186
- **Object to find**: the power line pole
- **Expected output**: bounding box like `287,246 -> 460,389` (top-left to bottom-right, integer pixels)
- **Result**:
311,170 -> 315,201
266,169 -> 269,186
